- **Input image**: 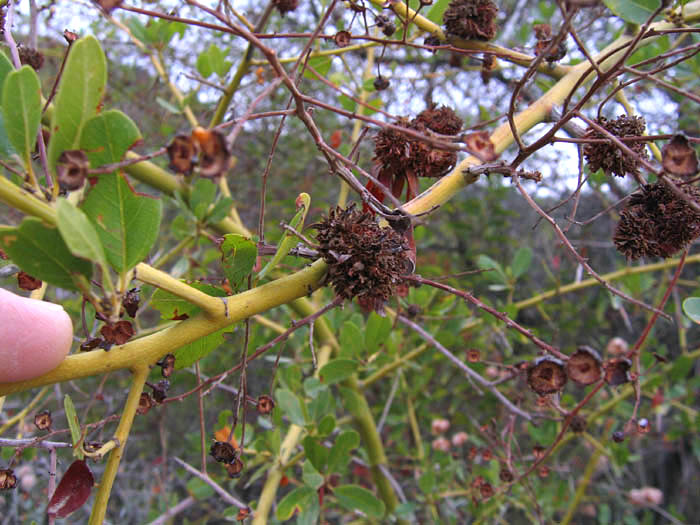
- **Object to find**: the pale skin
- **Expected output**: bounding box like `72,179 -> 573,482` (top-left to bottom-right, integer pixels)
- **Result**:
0,287 -> 73,383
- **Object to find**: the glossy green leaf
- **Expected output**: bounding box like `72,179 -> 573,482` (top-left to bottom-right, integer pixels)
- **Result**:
603,0 -> 661,24
328,430 -> 359,472
80,109 -> 141,169
275,388 -> 306,426
0,52 -> 13,100
0,218 -> 92,290
426,0 -> 451,24
334,485 -> 386,518
308,388 -> 335,423
319,359 -> 359,385
56,199 -> 108,270
682,297 -> 700,324
174,325 -> 234,369
302,461 -> 324,490
196,44 -> 232,78
81,173 -> 162,272
0,114 -> 16,158
477,254 -> 508,284
258,193 -> 310,281
511,246 -> 533,279
339,321 -> 363,358
63,395 -> 84,459
1,66 -> 42,162
365,312 -> 392,352
189,178 -> 217,221
48,35 -> 107,175
275,486 -> 315,521
207,197 -> 234,224
318,414 -> 336,436
303,55 -> 332,80
302,436 -> 329,472
186,478 -> 215,500
220,234 -> 257,291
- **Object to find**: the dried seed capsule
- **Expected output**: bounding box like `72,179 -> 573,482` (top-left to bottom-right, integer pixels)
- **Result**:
272,0 -> 299,15
257,395 -> 275,415
612,430 -> 625,443
192,128 -> 231,179
122,288 -> 140,318
443,0 -> 499,41
0,469 -> 17,490
159,354 -> 176,378
466,348 -> 481,363
210,441 -> 236,463
527,356 -> 567,395
225,457 -> 244,478
373,75 -> 390,91
532,445 -> 546,460
569,415 -> 587,433
334,31 -> 351,48
499,467 -> 514,483
236,508 -> 251,521
17,271 -> 42,291
566,346 -> 602,386
406,304 -> 421,318
662,134 -> 698,177
34,410 -> 52,431
604,358 -> 632,386
100,320 -> 134,345
137,393 -> 154,415
152,380 -> 170,404
583,115 -> 647,178
56,150 -> 89,191
167,135 -> 197,175
18,46 -> 44,70
80,338 -> 102,352
479,482 -> 494,499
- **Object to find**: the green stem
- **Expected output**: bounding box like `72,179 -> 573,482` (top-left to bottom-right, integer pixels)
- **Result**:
88,365 -> 149,525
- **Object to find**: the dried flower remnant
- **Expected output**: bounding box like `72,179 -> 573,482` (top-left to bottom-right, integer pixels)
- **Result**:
17,271 -> 42,291
272,0 -> 299,15
314,204 -> 412,312
151,379 -> 170,403
34,410 -> 52,431
373,75 -> 390,91
159,354 -> 176,378
566,346 -> 602,385
613,182 -> 700,259
444,0 -> 499,41
257,394 -> 275,415
375,14 -> 397,37
192,128 -> 231,179
18,46 -> 44,70
56,150 -> 89,191
226,457 -> 244,478
479,482 -> 494,500
463,130 -> 497,161
137,393 -> 154,415
466,348 -> 481,362
569,415 -> 587,433
0,469 -> 17,490
94,0 -> 123,12
100,320 -> 134,345
480,53 -> 495,85
604,357 -> 632,386
210,441 -> 237,463
167,135 -> 197,175
122,288 -> 140,318
533,24 -> 567,63
527,356 -> 567,395
583,115 -> 648,177
662,134 -> 698,177
334,31 -> 351,48
499,468 -> 514,482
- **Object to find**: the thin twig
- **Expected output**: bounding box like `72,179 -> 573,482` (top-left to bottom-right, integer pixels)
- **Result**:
173,457 -> 248,509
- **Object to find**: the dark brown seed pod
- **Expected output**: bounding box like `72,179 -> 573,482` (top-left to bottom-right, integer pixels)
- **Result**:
533,444 -> 546,460
414,104 -> 463,136
406,304 -> 421,318
225,457 -> 244,478
662,134 -> 698,177
137,393 -> 154,415
272,0 -> 299,15
34,410 -> 52,431
569,415 -> 587,433
566,346 -> 602,386
257,395 -> 275,415
443,0 -> 499,41
152,380 -> 170,404
122,288 -> 140,318
613,182 -> 700,259
612,430 -> 625,443
18,46 -> 44,70
466,348 -> 481,363
100,320 -> 134,345
56,150 -> 89,191
94,0 -> 123,13
499,468 -> 514,483
193,128 -> 231,179
313,204 -> 412,313
210,441 -> 236,463
17,271 -> 42,291
583,115 -> 647,177
334,31 -> 351,48
0,469 -> 17,490
63,30 -> 79,44
479,482 -> 494,499
373,75 -> 390,91
527,356 -> 568,395
604,357 -> 632,386
159,354 -> 176,378
167,135 -> 197,175
382,22 -> 397,37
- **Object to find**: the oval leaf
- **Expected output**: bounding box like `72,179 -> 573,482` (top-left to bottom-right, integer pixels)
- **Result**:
1,66 -> 42,163
56,199 -> 108,270
333,485 -> 386,519
319,359 -> 359,385
603,0 -> 662,24
0,218 -> 93,290
80,109 -> 141,169
47,460 -> 94,518
275,486 -> 315,521
275,388 -> 306,427
220,234 -> 257,291
682,297 -> 700,324
48,35 -> 107,175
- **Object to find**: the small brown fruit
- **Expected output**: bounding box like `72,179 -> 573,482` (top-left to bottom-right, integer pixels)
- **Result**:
34,410 -> 52,431
137,393 -> 154,415
167,135 -> 197,175
479,482 -> 494,499
662,134 -> 698,177
122,288 -> 140,318
569,415 -> 587,433
225,457 -> 244,478
566,346 -> 602,386
499,467 -> 514,483
527,356 -> 567,395
373,75 -> 390,91
56,150 -> 89,191
18,46 -> 44,70
159,354 -> 176,378
604,358 -> 632,386
334,31 -> 351,48
257,394 -> 275,415
0,469 -> 17,490
443,0 -> 499,41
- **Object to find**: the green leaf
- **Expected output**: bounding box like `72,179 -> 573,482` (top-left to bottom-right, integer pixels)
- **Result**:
477,254 -> 508,284
333,485 -> 386,518
365,312 -> 392,352
220,234 -> 257,291
426,0 -> 451,24
328,430 -> 359,472
339,321 -> 363,358
196,44 -> 232,78
56,199 -> 108,270
318,414 -> 336,436
186,478 -> 215,500
361,97 -> 383,116
63,395 -> 84,460
207,197 -> 234,224
275,388 -> 306,426
418,471 -> 436,493
603,0 -> 662,24
175,325 -> 234,369
48,35 -> 107,175
303,55 -> 332,80
0,113 -> 17,158
302,436 -> 329,472
1,66 -> 42,163
682,297 -> 700,324
0,52 -> 13,100
155,97 -> 182,114
189,178 -> 217,221
302,461 -> 324,490
276,486 -> 315,521
0,218 -> 93,290
511,246 -> 533,279
319,359 -> 359,385
308,388 -> 335,422
670,355 -> 693,381
80,109 -> 141,169
81,173 -> 162,272
258,193 -> 310,280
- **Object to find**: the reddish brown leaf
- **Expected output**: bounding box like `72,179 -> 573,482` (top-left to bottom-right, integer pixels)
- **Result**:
47,460 -> 95,518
